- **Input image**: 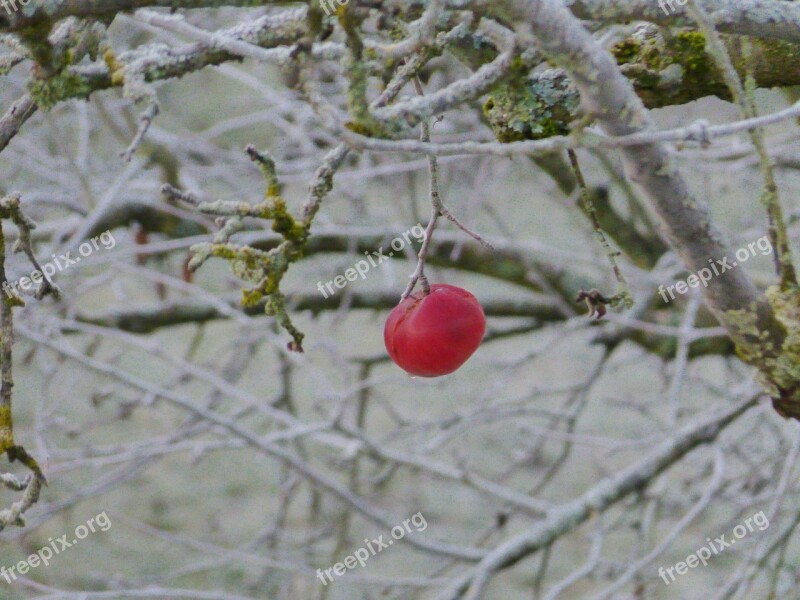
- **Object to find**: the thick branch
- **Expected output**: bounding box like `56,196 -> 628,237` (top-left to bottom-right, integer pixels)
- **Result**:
483,30 -> 800,143
0,0 -> 287,32
0,94 -> 36,155
73,294 -> 563,333
34,9 -> 309,108
71,294 -> 733,359
503,0 -> 778,343
564,0 -> 800,45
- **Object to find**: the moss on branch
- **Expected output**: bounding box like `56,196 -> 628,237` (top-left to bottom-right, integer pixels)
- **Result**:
613,28 -> 800,108
483,28 -> 800,142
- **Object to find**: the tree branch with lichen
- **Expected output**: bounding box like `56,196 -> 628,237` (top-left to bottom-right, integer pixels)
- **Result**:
489,0 -> 800,422
482,27 -> 800,144
0,194 -> 47,532
162,144 -> 330,352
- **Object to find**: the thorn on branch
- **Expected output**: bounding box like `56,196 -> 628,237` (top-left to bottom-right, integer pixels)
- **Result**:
576,288 -> 610,320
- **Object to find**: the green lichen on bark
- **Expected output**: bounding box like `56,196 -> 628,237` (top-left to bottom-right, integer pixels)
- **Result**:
759,286 -> 800,417
615,29 -> 730,107
259,197 -> 306,242
19,18 -> 106,109
340,4 -> 394,138
482,28 -> 800,144
723,286 -> 800,419
483,67 -> 580,142
611,28 -> 800,108
0,404 -> 12,455
179,145 -> 317,352
765,285 -> 800,371
28,69 -> 94,109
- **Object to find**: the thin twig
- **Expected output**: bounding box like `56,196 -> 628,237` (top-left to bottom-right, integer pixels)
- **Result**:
687,1 -> 796,287
567,149 -> 632,308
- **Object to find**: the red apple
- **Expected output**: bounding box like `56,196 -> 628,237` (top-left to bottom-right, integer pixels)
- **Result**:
384,284 -> 486,377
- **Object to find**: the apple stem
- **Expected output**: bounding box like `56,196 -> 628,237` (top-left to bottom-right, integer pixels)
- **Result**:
400,77 -> 491,301
420,274 -> 431,295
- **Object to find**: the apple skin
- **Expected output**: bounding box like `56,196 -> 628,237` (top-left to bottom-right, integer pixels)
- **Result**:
384,284 -> 486,377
